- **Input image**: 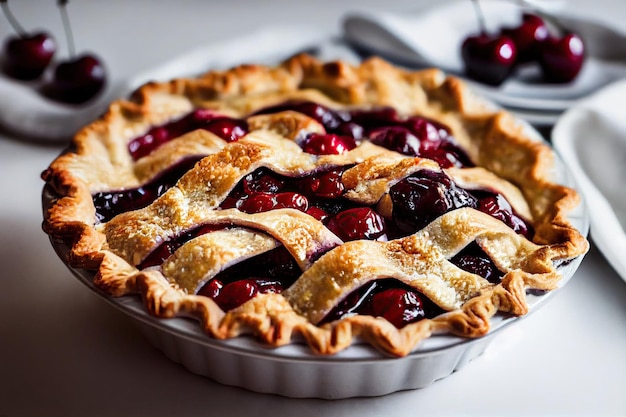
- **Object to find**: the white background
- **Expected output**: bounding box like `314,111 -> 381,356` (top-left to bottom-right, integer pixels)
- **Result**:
1,1 -> 625,416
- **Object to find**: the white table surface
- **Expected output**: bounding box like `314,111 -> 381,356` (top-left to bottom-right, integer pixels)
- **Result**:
1,1 -> 626,416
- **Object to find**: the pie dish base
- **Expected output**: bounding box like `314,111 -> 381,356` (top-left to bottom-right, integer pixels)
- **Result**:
49,209 -> 587,398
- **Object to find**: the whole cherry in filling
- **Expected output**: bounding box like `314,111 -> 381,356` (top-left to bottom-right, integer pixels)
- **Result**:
450,241 -> 504,284
321,279 -> 444,328
128,109 -> 248,160
197,246 -> 300,311
389,170 -> 478,235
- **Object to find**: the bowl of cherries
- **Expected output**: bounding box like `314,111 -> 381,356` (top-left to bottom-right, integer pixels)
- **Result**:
461,0 -> 585,86
0,0 -> 109,141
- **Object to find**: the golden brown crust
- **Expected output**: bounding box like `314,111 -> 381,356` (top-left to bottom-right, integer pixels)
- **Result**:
41,54 -> 588,357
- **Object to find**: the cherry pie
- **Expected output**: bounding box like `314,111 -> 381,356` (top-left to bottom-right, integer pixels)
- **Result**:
42,54 -> 588,356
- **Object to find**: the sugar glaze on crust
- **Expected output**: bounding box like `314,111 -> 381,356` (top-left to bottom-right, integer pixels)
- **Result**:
42,54 -> 588,357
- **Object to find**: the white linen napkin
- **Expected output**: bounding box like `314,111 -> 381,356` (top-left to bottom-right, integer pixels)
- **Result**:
552,79 -> 626,280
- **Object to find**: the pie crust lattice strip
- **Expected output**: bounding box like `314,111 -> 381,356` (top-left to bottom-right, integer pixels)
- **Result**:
42,54 -> 589,357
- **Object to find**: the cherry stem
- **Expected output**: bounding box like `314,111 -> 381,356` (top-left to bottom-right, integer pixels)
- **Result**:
0,0 -> 27,37
470,0 -> 488,35
58,0 -> 76,57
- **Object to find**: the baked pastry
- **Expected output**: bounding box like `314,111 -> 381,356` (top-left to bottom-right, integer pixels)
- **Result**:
42,54 -> 588,357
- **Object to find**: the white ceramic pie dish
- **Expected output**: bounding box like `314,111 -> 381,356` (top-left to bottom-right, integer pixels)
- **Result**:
43,117 -> 589,398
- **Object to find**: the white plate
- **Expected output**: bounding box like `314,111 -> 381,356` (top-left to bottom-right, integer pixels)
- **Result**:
343,0 -> 626,113
552,79 -> 626,282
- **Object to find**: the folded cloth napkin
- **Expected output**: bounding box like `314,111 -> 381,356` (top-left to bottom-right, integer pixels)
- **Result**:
0,26 -> 326,143
552,79 -> 626,280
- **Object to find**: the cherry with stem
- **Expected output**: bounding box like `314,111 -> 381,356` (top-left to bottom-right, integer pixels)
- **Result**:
461,0 -> 517,86
532,10 -> 585,83
44,0 -> 106,104
1,0 -> 56,80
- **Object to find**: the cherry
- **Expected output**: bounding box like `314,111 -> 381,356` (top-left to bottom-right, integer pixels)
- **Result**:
46,54 -> 106,104
461,33 -> 517,86
44,0 -> 106,104
320,279 -> 443,328
326,207 -> 386,241
305,206 -> 329,221
403,116 -> 449,151
300,168 -> 345,199
389,170 -> 477,235
260,247 -> 301,282
500,13 -> 549,64
367,288 -> 425,328
210,278 -> 283,311
199,278 -> 223,299
238,192 -> 309,214
370,126 -> 421,156
302,133 -> 356,155
475,192 -> 532,237
461,0 -> 517,86
348,107 -> 399,130
1,0 -> 56,80
420,147 -> 468,168
538,33 -> 585,83
128,110 -> 248,160
450,242 -> 503,284
197,117 -> 248,142
242,169 -> 285,195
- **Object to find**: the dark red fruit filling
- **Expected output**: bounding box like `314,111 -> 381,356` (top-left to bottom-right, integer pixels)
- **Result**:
321,279 -> 444,328
326,207 -> 386,241
302,133 -> 357,155
388,170 -> 533,239
252,101 -> 352,134
128,109 -> 248,160
92,100 -> 538,319
219,167 -> 390,242
197,246 -> 300,311
450,241 -> 503,284
254,100 -> 472,167
93,156 -> 203,223
474,190 -> 533,238
389,170 -> 478,235
238,192 -> 309,214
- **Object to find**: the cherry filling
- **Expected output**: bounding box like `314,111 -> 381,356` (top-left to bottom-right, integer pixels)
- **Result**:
389,170 -> 478,235
91,100 -> 539,323
253,100 -> 473,167
450,241 -> 504,284
219,167 -> 387,241
93,156 -> 204,223
389,169 -> 533,239
196,246 -> 301,311
321,279 -> 445,328
127,109 -> 249,160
